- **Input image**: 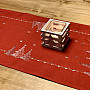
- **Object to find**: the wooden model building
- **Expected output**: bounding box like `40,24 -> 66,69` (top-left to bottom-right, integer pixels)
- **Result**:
41,19 -> 70,51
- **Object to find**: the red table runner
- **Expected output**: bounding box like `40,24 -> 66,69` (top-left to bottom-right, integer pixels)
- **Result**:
0,9 -> 90,90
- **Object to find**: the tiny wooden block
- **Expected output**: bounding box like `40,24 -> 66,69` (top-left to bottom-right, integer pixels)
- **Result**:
41,19 -> 70,51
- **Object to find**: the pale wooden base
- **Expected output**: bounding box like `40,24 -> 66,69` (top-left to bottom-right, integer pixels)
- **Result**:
0,0 -> 90,25
0,0 -> 90,90
0,65 -> 75,90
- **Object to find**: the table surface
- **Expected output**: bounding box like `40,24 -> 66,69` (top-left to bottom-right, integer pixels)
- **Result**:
0,0 -> 90,90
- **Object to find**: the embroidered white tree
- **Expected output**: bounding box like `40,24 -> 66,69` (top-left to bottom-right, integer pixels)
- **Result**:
22,49 -> 32,60
81,63 -> 90,68
80,63 -> 90,76
85,50 -> 90,53
11,45 -> 26,58
5,45 -> 17,56
32,21 -> 45,32
84,72 -> 90,76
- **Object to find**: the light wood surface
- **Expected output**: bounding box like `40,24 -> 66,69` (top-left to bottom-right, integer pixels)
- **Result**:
0,0 -> 90,25
0,65 -> 75,90
0,0 -> 90,90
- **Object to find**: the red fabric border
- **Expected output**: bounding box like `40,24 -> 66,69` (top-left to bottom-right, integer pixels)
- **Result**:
0,9 -> 90,90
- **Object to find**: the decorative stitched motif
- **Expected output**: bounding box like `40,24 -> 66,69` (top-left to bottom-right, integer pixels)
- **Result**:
0,16 -> 45,32
0,15 -> 90,35
70,30 -> 90,36
0,15 -> 90,77
0,45 -> 89,77
79,63 -> 90,68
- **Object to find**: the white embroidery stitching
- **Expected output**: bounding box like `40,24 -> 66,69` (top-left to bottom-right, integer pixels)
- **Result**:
0,15 -> 45,32
0,15 -> 90,35
85,50 -> 90,53
80,63 -> 90,68
0,15 -> 90,76
3,45 -> 90,76
70,30 -> 90,36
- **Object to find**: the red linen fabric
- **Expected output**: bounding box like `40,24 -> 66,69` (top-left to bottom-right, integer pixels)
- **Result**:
0,9 -> 90,90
